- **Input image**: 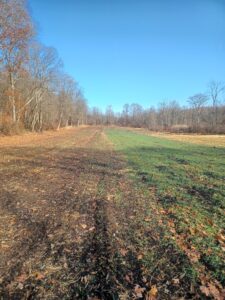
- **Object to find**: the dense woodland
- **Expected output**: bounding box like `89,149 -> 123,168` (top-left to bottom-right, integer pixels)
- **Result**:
0,0 -> 225,135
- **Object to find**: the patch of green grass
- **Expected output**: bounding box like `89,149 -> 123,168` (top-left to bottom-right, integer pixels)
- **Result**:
106,128 -> 225,285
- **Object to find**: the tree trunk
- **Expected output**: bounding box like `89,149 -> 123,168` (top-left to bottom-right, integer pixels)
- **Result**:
39,110 -> 43,132
9,72 -> 16,123
57,112 -> 63,130
31,111 -> 38,132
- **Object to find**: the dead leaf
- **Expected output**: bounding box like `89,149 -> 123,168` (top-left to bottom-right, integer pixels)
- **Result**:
150,285 -> 158,296
134,284 -> 145,298
147,285 -> 158,300
17,282 -> 23,290
142,276 -> 147,283
81,224 -> 87,229
201,230 -> 208,237
200,285 -> 211,296
208,283 -> 223,300
170,227 -> 176,234
189,227 -> 196,235
16,274 -> 27,283
35,273 -> 45,280
120,248 -> 128,256
137,254 -> 143,260
207,218 -> 214,226
172,278 -> 180,285
216,233 -> 225,242
125,274 -> 132,283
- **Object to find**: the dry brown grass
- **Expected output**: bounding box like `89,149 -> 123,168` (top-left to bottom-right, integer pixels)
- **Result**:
0,126 -> 86,148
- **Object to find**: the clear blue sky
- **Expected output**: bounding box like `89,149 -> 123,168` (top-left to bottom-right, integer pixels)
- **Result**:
29,0 -> 225,112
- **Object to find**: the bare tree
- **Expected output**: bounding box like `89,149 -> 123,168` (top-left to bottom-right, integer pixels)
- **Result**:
208,81 -> 225,128
55,73 -> 76,129
25,44 -> 62,130
130,103 -> 143,127
90,107 -> 103,125
188,93 -> 208,128
122,103 -> 130,126
74,96 -> 88,126
0,0 -> 33,123
105,105 -> 114,125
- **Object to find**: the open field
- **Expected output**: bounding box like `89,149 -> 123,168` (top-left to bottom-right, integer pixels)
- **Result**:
123,128 -> 225,148
152,133 -> 225,148
0,127 -> 224,299
148,133 -> 225,148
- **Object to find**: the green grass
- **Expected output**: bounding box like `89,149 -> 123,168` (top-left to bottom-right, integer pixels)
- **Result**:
106,128 -> 225,285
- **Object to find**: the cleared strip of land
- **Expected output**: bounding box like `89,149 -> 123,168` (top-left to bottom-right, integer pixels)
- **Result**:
0,127 -> 224,299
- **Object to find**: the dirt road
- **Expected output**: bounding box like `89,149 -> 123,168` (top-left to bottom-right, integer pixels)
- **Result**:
0,127 -> 202,299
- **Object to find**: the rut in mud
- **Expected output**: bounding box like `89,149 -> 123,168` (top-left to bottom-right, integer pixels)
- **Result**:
69,196 -> 118,299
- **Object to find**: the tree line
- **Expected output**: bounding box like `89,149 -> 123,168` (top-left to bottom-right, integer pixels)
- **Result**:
1,1 -> 224,135
88,82 -> 225,134
0,0 -> 88,134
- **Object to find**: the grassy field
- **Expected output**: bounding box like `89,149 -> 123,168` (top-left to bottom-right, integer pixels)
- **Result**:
106,128 -> 225,299
0,127 -> 224,299
150,133 -> 225,148
124,129 -> 225,148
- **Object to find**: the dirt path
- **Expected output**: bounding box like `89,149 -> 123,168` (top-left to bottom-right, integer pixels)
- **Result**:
0,127 -> 204,299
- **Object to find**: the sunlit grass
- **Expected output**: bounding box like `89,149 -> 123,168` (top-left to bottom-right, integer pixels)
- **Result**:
106,128 -> 225,285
